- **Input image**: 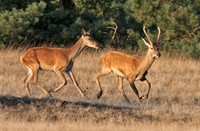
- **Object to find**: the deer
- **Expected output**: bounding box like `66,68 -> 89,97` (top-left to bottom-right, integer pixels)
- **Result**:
20,29 -> 100,99
95,26 -> 161,103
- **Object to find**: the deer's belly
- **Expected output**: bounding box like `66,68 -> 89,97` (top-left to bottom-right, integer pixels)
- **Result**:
111,67 -> 126,77
40,64 -> 54,71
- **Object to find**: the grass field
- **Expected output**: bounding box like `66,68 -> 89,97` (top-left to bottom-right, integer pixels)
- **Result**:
0,48 -> 200,131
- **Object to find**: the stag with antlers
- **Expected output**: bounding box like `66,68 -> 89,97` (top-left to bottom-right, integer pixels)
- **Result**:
95,26 -> 161,103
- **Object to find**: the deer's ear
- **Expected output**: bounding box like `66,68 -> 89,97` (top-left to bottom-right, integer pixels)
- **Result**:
87,29 -> 91,35
141,38 -> 150,47
81,28 -> 86,36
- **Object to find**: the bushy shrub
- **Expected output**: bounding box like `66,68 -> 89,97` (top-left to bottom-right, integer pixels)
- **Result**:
0,1 -> 46,47
0,0 -> 199,58
0,0 -> 78,47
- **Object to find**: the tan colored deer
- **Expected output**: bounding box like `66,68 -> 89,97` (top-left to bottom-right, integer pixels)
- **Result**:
20,29 -> 99,98
95,26 -> 161,103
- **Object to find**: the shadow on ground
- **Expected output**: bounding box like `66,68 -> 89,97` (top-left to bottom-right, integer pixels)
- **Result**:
0,95 -> 199,125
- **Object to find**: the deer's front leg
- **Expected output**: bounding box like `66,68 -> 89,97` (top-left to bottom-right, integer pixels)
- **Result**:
129,80 -> 141,102
117,76 -> 130,103
67,71 -> 89,99
140,78 -> 151,99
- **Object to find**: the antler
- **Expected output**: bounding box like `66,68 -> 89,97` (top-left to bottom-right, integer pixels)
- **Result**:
143,26 -> 152,45
156,27 -> 161,43
107,22 -> 118,44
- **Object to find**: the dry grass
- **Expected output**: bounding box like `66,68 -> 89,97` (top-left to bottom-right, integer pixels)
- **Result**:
0,48 -> 200,130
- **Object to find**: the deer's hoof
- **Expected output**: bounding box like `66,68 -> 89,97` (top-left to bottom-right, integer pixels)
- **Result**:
96,91 -> 103,99
140,95 -> 148,99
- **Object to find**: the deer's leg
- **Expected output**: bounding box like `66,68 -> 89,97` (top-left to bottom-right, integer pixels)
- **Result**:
23,67 -> 33,96
117,76 -> 130,103
95,66 -> 111,99
140,78 -> 151,99
67,71 -> 89,99
23,72 -> 31,84
129,80 -> 141,102
32,67 -> 52,97
50,69 -> 67,93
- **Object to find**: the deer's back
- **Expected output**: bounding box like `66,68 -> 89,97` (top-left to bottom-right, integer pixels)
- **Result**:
20,47 -> 70,70
101,51 -> 140,77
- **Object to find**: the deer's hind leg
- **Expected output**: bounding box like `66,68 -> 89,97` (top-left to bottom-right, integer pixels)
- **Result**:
24,64 -> 51,97
31,65 -> 51,97
23,67 -> 33,96
95,66 -> 111,99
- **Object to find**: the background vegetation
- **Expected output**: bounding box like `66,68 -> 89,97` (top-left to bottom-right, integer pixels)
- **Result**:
0,0 -> 200,57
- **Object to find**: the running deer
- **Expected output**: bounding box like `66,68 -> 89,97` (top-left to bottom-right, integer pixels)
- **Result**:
95,26 -> 161,103
20,29 -> 99,98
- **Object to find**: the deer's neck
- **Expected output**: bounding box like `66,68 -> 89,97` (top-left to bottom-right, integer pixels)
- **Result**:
68,37 -> 85,61
139,51 -> 155,72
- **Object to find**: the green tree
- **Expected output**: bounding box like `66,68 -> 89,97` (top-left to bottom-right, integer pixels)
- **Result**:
0,1 -> 46,47
124,0 -> 200,57
74,0 -> 130,48
0,0 -> 77,47
0,0 -> 199,57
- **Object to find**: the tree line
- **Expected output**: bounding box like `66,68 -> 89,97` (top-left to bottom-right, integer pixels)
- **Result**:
0,0 -> 199,58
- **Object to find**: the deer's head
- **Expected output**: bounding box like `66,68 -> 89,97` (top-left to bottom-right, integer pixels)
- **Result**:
81,29 -> 99,49
141,26 -> 161,58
